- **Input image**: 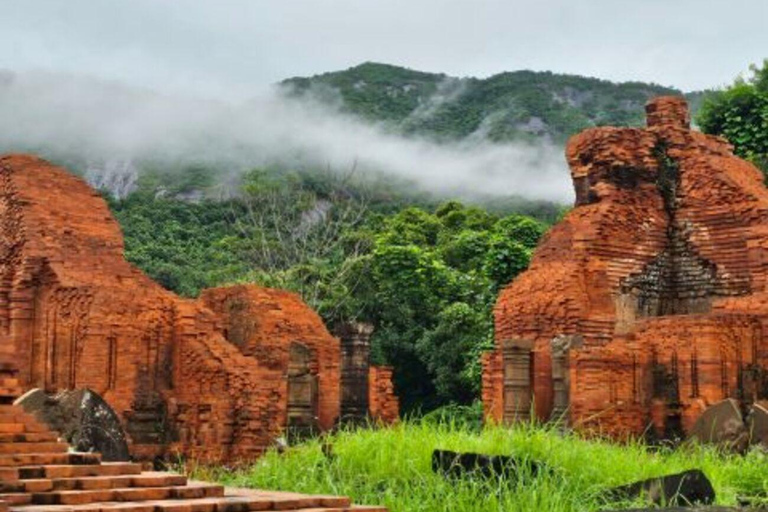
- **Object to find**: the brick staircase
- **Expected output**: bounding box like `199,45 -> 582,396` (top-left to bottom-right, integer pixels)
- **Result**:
0,380 -> 385,512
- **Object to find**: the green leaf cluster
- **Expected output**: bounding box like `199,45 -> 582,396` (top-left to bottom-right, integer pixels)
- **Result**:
697,59 -> 768,175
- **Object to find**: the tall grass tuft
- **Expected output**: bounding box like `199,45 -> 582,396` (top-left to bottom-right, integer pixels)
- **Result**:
198,419 -> 768,512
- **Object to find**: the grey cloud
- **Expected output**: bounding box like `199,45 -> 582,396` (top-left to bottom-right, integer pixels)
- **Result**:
0,0 -> 763,204
1,0 -> 766,98
0,70 -> 573,201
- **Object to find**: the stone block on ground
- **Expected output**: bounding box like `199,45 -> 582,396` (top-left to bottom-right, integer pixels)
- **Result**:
746,401 -> 768,447
606,469 -> 715,507
15,388 -> 129,462
431,449 -> 540,480
687,399 -> 748,453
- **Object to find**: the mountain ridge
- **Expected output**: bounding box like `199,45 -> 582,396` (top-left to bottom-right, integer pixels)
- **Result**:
282,61 -> 707,144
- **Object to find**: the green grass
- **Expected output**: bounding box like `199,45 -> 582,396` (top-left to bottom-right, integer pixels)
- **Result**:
196,420 -> 768,512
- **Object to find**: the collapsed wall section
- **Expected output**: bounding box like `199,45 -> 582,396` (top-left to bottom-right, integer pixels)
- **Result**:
368,366 -> 399,424
200,285 -> 341,432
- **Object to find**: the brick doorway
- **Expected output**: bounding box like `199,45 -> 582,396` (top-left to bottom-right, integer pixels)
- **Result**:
287,342 -> 318,439
502,339 -> 534,424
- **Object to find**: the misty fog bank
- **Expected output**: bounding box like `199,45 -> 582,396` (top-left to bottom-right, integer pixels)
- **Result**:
0,70 -> 573,203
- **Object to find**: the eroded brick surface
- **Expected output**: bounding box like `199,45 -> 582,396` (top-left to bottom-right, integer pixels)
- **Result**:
0,155 -> 397,463
367,367 -> 398,424
484,97 -> 768,438
200,285 -> 341,432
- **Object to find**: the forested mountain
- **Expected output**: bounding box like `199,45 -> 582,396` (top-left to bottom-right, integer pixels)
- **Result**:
283,62 -> 704,143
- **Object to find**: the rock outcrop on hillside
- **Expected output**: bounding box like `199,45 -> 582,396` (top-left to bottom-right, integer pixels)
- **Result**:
483,97 -> 768,438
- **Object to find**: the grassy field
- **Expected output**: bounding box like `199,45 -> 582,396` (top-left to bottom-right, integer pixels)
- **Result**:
197,418 -> 768,512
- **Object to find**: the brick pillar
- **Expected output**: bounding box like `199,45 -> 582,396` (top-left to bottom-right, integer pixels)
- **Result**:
502,338 -> 534,424
335,322 -> 373,422
645,96 -> 690,129
549,335 -> 583,424
0,286 -> 29,403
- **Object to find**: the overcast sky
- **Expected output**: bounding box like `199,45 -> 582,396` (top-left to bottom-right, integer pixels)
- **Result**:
2,0 -> 766,99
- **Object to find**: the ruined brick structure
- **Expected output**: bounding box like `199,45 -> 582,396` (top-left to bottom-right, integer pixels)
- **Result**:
200,286 -> 342,434
335,322 -> 372,422
0,154 -> 397,463
367,366 -> 399,424
483,97 -> 768,438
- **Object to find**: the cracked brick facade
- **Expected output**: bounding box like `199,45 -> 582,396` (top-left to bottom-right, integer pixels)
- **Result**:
483,97 -> 768,438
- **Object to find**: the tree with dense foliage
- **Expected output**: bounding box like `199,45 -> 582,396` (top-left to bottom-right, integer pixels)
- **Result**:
108,167 -> 548,413
697,59 -> 768,175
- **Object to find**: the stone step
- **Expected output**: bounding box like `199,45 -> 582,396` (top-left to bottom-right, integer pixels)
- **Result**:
0,453 -> 101,468
9,499 -> 385,512
49,474 -> 188,492
0,412 -> 39,423
0,444 -> 69,455
9,501 -> 387,512
0,404 -> 385,512
0,421 -> 51,435
0,495 -> 31,507
18,463 -> 143,480
0,424 -> 26,435
0,433 -> 61,444
29,483 -> 224,506
224,489 -> 352,509
4,473 -> 188,494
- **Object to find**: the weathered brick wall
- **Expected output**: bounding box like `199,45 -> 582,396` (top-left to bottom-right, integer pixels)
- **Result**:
480,350 -> 503,423
368,366 -> 399,424
0,154 -> 399,463
200,285 -> 341,431
486,97 -> 768,439
166,302 -> 287,463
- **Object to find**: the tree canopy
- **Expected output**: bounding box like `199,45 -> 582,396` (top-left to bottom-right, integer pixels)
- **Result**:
109,168 -> 549,413
697,59 -> 768,175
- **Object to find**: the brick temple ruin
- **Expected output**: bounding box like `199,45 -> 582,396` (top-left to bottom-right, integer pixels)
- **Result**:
483,96 -> 768,439
0,154 -> 398,464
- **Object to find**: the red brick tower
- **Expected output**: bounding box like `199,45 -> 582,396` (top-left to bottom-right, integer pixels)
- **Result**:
484,97 -> 768,438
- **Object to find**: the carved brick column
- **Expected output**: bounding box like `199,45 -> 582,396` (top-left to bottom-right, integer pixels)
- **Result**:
335,322 -> 373,422
549,334 -> 583,423
502,338 -> 534,424
0,284 -> 29,403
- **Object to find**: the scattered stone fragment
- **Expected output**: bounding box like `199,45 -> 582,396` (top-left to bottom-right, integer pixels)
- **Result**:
431,449 -> 540,480
607,469 -> 715,507
15,388 -> 130,461
746,401 -> 768,447
688,399 -> 749,453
